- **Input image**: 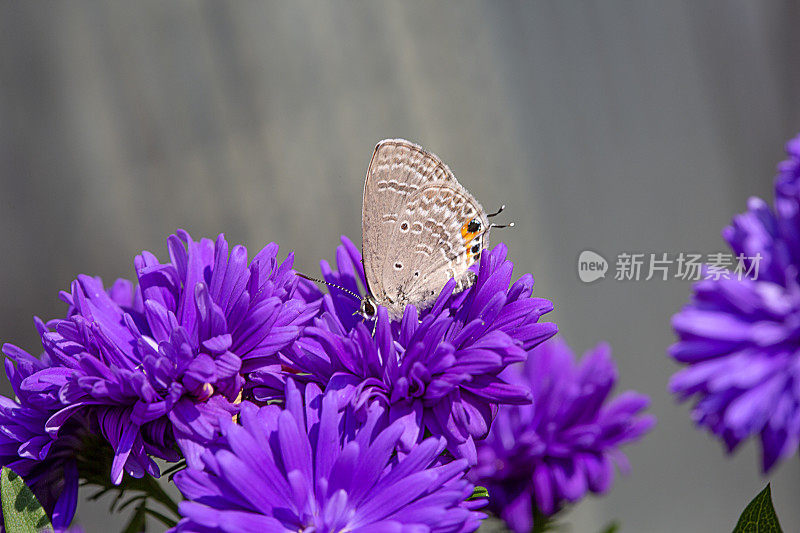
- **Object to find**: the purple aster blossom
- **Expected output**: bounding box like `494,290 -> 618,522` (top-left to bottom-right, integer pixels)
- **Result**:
251,237 -> 557,464
669,133 -> 800,472
4,230 -> 318,485
0,337 -> 82,530
172,379 -> 486,533
470,338 -> 654,533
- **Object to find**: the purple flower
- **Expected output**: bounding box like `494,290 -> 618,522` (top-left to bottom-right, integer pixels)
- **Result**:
670,133 -> 800,472
0,340 -> 81,529
172,379 -> 485,533
252,237 -> 557,463
470,338 -> 654,533
5,230 -> 317,484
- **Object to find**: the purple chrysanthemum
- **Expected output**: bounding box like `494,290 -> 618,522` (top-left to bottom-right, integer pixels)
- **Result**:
470,338 -> 654,533
669,133 -> 800,472
0,340 -> 82,529
4,230 -> 317,484
251,237 -> 557,464
172,379 -> 485,533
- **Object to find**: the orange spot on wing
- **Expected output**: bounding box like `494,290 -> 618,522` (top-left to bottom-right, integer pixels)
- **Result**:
461,223 -> 480,245
461,222 -> 481,263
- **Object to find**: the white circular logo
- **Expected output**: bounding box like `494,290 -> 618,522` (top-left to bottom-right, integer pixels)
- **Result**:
578,251 -> 608,283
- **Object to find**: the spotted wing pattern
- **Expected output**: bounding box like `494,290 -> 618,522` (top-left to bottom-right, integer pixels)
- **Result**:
362,139 -> 490,319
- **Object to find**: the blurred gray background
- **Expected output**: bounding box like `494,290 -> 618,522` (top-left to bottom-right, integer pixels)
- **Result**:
2,2 -> 800,532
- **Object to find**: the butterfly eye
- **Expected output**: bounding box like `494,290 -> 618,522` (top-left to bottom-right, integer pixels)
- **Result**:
360,299 -> 376,318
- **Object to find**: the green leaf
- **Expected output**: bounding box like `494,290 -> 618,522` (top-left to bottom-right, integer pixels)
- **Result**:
599,522 -> 620,533
531,506 -> 557,533
144,507 -> 178,528
468,485 -> 489,501
122,500 -> 147,533
1,467 -> 53,533
732,484 -> 783,533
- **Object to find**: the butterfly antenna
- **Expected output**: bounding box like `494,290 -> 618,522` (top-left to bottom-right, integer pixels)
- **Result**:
490,221 -> 515,229
487,204 -> 514,228
487,204 -> 506,218
295,273 -> 362,301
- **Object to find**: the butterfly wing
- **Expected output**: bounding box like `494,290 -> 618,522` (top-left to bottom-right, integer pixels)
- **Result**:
381,183 -> 490,315
362,139 -> 489,319
362,140 -> 457,302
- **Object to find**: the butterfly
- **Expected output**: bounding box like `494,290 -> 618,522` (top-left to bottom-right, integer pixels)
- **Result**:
356,139 -> 510,320
299,139 -> 510,321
